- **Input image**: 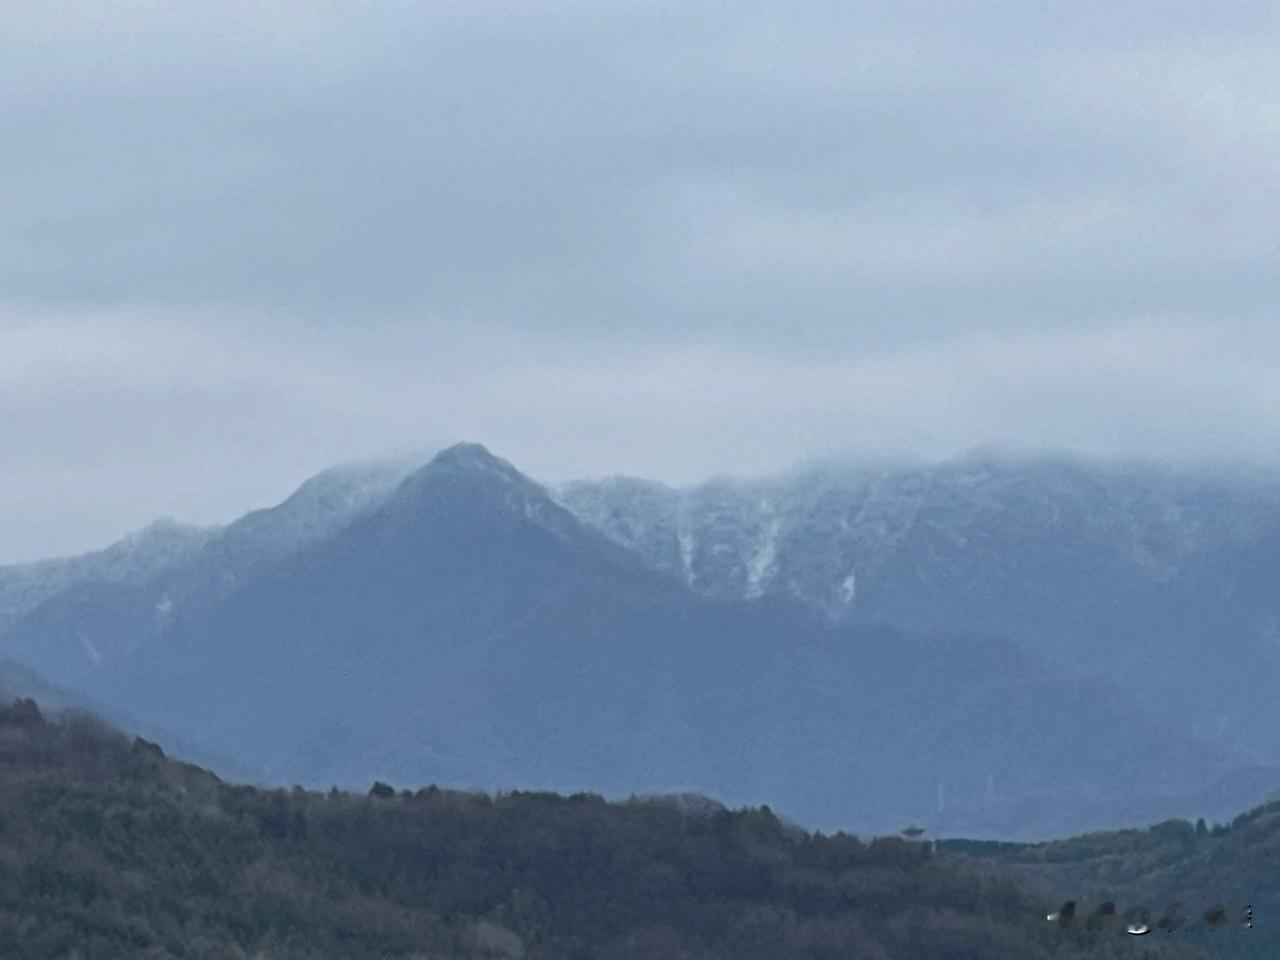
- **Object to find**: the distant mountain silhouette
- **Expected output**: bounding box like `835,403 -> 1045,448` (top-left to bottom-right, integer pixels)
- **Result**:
1,443 -> 1266,837
1,459 -> 408,692
560,454 -> 1280,764
0,517 -> 216,632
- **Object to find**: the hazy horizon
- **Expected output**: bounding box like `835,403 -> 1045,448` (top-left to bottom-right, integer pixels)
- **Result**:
7,1 -> 1280,561
7,439 -> 1279,566
6,6 -> 1280,956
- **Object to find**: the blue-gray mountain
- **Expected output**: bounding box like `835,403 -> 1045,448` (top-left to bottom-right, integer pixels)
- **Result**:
0,517 -> 216,634
559,454 -> 1280,761
0,460 -> 407,692
2,445 -> 1279,839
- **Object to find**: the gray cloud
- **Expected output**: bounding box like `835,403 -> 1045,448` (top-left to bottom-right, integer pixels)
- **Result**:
3,1 -> 1280,560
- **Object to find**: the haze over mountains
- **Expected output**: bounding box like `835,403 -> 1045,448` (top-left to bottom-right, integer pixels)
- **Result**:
2,443 -> 1278,839
562,455 -> 1280,754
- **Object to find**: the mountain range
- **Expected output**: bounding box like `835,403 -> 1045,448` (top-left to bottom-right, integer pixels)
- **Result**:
2,443 -> 1278,839
560,454 -> 1280,756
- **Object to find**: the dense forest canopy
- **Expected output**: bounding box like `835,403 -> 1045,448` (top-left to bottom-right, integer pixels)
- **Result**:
0,698 -> 1206,960
946,803 -> 1280,959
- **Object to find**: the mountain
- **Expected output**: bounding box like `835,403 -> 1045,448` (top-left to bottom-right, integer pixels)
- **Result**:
0,517 -> 216,633
0,698 -> 1203,960
558,454 -> 1280,762
0,459 -> 409,693
4,443 -> 1265,838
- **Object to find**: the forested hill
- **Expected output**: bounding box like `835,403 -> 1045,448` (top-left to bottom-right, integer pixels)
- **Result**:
0,699 -> 1198,960
942,806 -> 1280,959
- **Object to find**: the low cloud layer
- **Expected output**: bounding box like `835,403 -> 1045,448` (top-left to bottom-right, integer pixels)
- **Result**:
4,1 -> 1280,560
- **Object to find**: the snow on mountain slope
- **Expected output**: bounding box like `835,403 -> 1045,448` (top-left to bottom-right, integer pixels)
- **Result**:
0,518 -> 218,633
0,459 -> 414,642
0,459 -> 412,682
174,458 -> 413,603
559,453 -> 1280,761
560,453 -> 1280,619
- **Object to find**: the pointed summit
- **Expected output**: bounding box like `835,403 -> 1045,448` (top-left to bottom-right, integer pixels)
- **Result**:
398,442 -> 536,496
387,442 -> 589,545
432,440 -> 498,462
426,442 -> 522,476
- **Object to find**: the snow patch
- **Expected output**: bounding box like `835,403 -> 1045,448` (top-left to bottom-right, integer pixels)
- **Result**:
79,636 -> 103,666
837,570 -> 857,607
745,518 -> 781,599
676,504 -> 696,587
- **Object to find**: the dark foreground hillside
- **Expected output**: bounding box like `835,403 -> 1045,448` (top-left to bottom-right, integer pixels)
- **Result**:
0,700 -> 1198,960
943,807 -> 1280,959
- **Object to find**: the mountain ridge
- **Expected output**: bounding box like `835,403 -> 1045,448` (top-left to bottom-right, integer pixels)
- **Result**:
557,455 -> 1280,761
4,444 -> 1279,837
1,444 -> 1266,837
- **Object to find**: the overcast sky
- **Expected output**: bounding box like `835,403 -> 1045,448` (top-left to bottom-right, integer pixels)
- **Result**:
4,0 -> 1280,562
